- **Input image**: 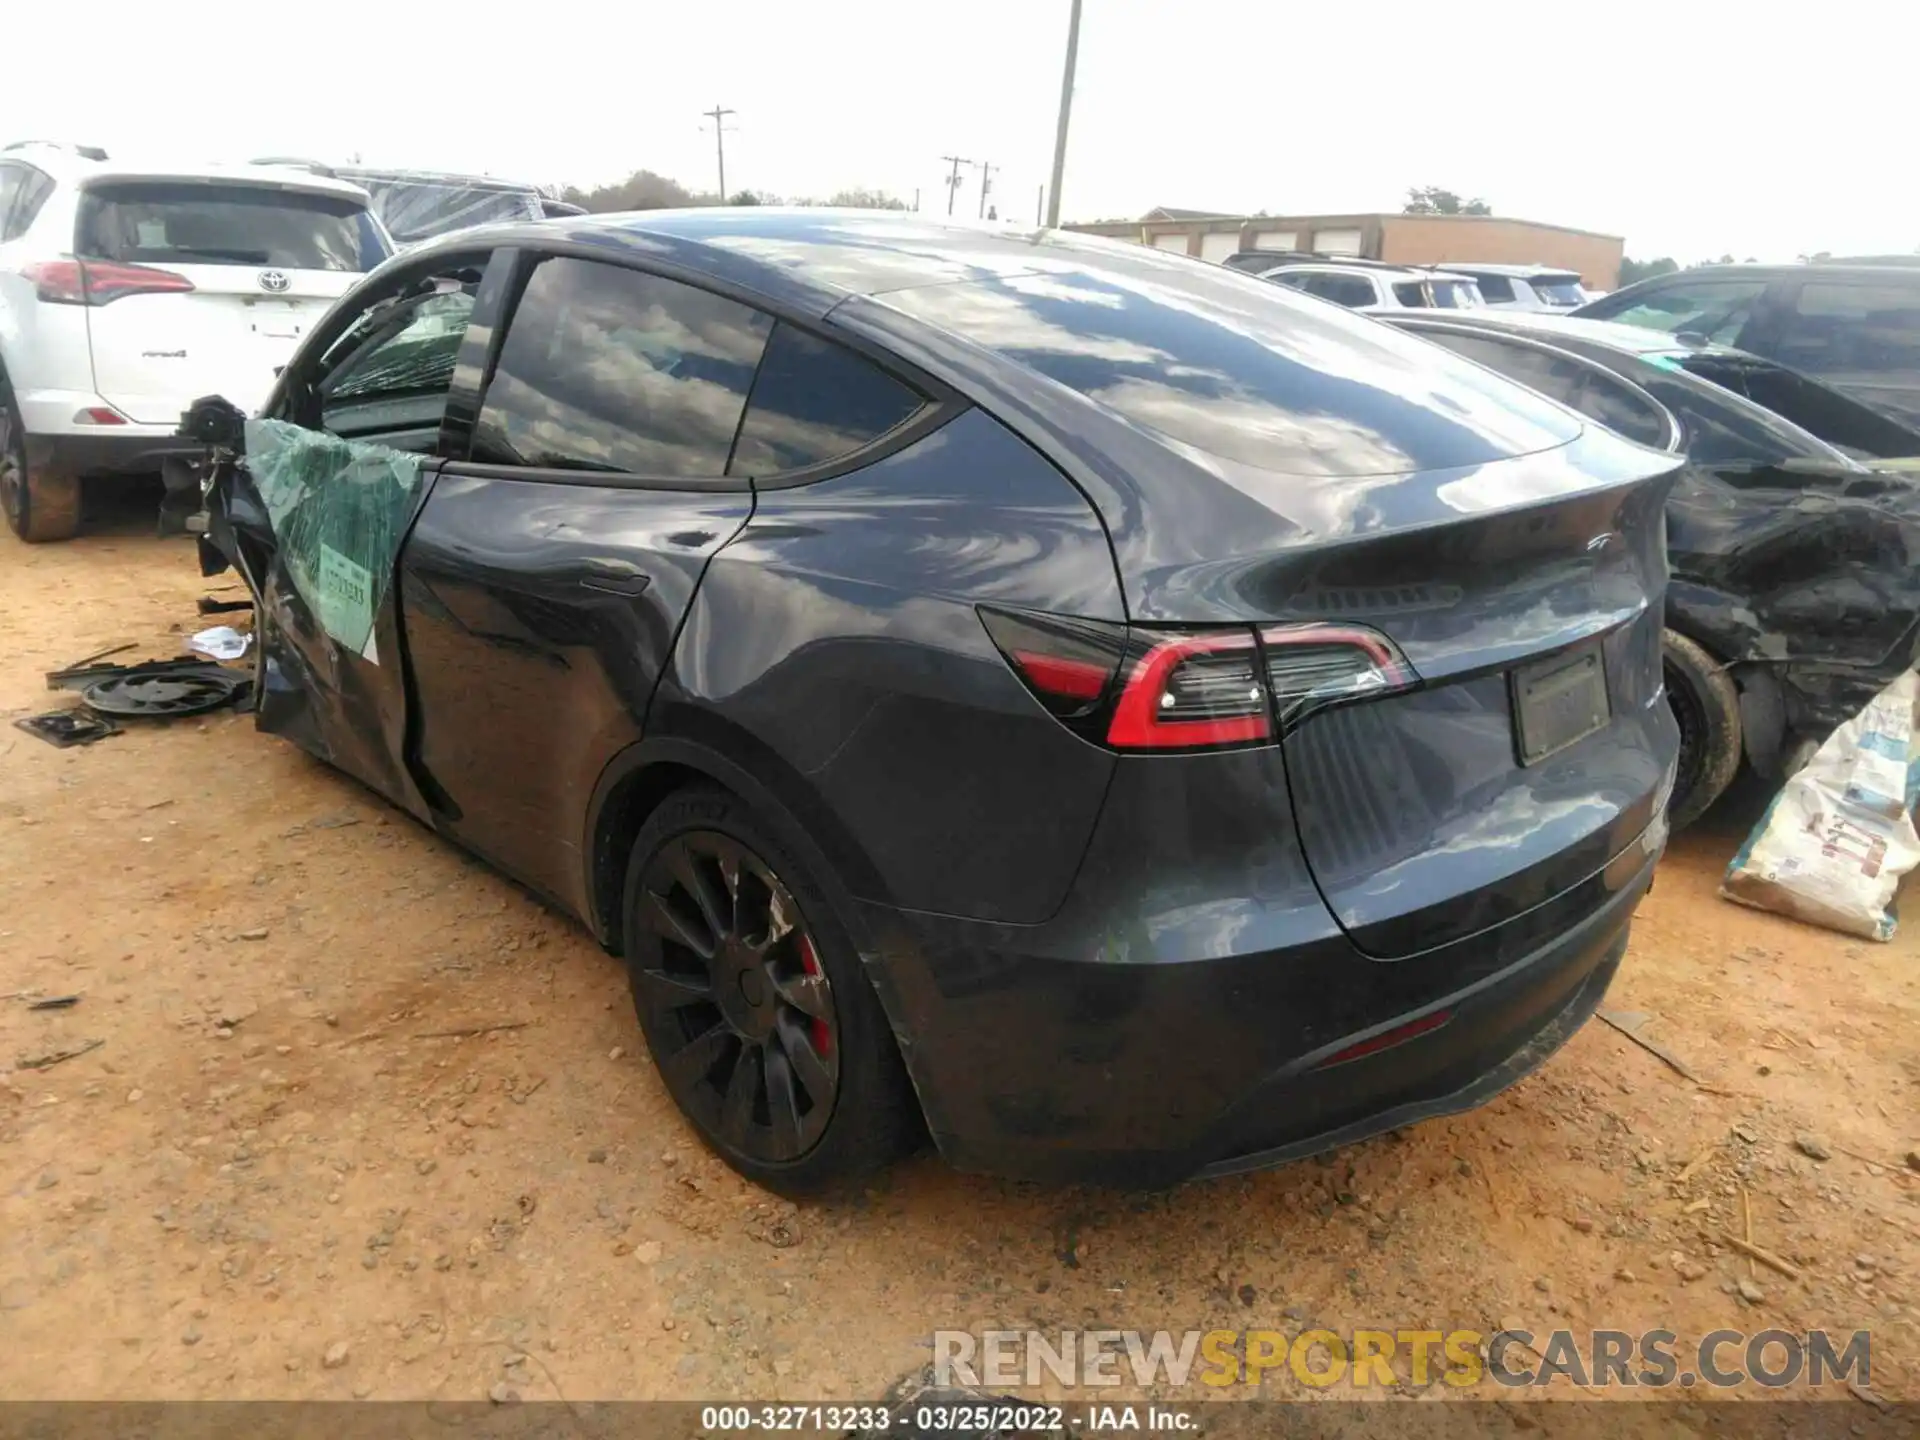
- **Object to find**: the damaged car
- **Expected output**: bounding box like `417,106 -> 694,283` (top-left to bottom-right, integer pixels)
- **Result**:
192,212 -> 1682,1193
1381,309 -> 1920,827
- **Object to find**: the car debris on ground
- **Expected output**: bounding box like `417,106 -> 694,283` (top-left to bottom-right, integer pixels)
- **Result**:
13,708 -> 120,748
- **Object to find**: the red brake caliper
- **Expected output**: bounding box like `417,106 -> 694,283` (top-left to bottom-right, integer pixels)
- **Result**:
798,935 -> 831,1056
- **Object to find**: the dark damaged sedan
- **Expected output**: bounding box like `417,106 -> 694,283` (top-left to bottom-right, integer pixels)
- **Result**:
1381,309 -> 1920,827
191,212 -> 1682,1194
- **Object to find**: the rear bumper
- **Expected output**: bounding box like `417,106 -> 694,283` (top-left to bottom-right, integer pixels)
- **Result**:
25,430 -> 206,479
859,831 -> 1658,1189
17,388 -> 205,478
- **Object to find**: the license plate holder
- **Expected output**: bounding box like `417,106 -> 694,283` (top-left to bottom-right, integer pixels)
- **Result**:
1512,648 -> 1610,766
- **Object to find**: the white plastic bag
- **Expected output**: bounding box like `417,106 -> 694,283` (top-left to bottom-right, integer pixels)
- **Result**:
1721,668 -> 1920,940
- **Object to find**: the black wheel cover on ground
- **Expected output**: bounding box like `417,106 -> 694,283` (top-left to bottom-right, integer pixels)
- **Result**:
83,670 -> 246,718
629,829 -> 842,1165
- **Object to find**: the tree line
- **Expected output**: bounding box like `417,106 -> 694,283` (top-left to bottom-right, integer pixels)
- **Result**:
561,169 -> 909,213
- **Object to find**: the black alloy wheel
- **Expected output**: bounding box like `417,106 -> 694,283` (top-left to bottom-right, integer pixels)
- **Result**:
630,830 -> 841,1164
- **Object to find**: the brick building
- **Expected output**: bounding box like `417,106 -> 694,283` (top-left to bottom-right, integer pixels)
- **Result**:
1067,210 -> 1625,290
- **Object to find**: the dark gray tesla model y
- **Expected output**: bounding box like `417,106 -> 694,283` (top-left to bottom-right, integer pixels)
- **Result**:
195,211 -> 1683,1194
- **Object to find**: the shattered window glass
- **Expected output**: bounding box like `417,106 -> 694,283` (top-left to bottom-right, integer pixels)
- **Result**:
320,289 -> 475,442
244,418 -> 429,661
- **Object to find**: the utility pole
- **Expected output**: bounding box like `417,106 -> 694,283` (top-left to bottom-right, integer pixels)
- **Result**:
977,161 -> 995,219
940,155 -> 972,217
1036,184 -> 1045,225
702,104 -> 736,201
1044,0 -> 1084,228
913,187 -> 921,212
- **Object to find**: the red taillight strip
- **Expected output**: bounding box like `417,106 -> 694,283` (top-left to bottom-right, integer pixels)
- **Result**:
24,258 -> 194,306
1312,1008 -> 1454,1070
1010,649 -> 1111,701
1107,632 -> 1269,749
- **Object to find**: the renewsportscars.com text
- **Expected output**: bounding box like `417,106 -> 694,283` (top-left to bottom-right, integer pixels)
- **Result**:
933,1327 -> 1871,1390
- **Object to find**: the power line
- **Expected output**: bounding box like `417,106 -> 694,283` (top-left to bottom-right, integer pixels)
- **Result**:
940,155 -> 973,217
702,104 -> 737,200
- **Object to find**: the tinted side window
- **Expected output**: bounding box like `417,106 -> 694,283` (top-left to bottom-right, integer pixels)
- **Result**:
1417,330 -> 1669,448
729,323 -> 926,476
1599,279 -> 1765,344
1421,332 -> 1591,408
1575,369 -> 1670,449
0,165 -> 22,238
1476,275 -> 1516,303
1772,282 -> 1920,379
9,169 -> 53,240
1637,373 -> 1832,466
475,258 -> 770,476
1392,281 -> 1428,307
1302,274 -> 1375,307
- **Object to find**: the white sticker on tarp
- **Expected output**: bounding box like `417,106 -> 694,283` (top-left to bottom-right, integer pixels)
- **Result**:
317,543 -> 375,658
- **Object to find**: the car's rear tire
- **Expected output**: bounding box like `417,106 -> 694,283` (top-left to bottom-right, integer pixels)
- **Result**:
621,782 -> 917,1197
0,385 -> 81,543
1663,629 -> 1742,829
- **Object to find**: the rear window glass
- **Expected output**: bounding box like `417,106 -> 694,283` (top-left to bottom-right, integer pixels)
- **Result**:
77,182 -> 381,272
1429,280 -> 1479,309
1475,275 -> 1516,304
888,262 -> 1582,476
356,177 -> 541,245
729,323 -> 925,476
1532,277 -> 1585,307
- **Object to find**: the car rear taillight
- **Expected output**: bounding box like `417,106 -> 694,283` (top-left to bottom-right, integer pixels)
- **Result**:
980,607 -> 1270,752
977,608 -> 1128,724
1106,632 -> 1269,749
24,259 -> 195,306
981,608 -> 1416,753
1262,623 -> 1413,731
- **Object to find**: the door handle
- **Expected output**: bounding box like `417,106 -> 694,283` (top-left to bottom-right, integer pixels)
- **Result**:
578,561 -> 651,597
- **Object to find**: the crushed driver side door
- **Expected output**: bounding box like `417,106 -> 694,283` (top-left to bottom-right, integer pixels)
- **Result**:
200,249 -> 502,816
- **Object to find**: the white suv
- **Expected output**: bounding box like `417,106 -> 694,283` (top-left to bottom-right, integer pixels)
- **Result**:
1434,263 -> 1589,312
1260,261 -> 1483,312
0,142 -> 393,541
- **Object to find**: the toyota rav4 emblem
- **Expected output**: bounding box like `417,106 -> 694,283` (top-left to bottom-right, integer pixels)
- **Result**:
257,270 -> 290,293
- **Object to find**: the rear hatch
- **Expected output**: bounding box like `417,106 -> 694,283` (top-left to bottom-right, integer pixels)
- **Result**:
877,259 -> 1682,960
75,177 -> 380,421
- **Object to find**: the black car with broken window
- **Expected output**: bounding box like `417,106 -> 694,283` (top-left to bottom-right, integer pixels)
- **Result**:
1379,308 -> 1920,827
188,211 -> 1682,1194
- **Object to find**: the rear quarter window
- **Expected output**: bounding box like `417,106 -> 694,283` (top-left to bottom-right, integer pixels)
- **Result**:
77,182 -> 381,272
728,323 -> 926,476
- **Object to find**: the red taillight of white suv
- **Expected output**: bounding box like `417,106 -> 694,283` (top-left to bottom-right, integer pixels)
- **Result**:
22,259 -> 196,306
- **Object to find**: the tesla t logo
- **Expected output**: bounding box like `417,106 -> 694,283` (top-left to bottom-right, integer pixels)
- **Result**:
1585,532 -> 1618,553
257,270 -> 291,293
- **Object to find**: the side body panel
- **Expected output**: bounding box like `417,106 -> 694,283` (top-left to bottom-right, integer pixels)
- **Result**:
656,407 -> 1124,926
399,471 -> 752,915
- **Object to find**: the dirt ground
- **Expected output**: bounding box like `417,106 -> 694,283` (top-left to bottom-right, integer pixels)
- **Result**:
1,503 -> 1916,1413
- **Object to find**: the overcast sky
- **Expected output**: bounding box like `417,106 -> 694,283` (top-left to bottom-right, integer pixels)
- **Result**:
6,0 -> 1914,262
